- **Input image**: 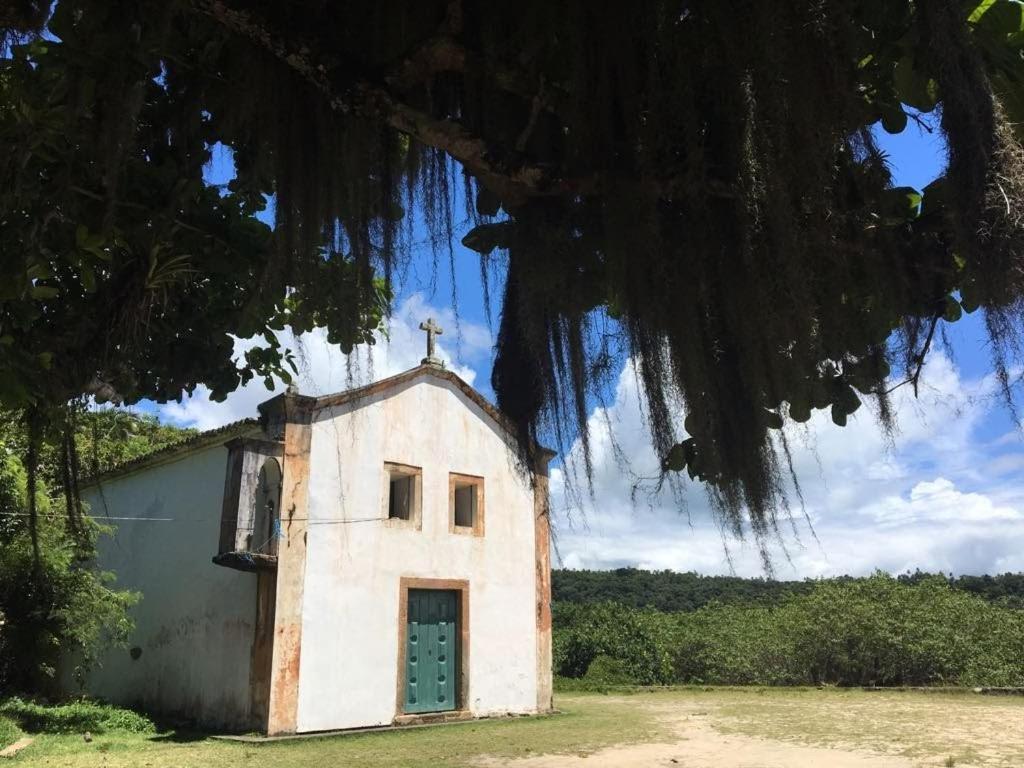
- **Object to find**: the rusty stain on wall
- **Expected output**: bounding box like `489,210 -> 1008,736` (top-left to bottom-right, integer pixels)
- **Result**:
533,454 -> 554,712
249,571 -> 277,731
262,392 -> 314,736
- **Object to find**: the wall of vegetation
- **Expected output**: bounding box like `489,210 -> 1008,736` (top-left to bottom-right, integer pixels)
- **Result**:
553,567 -> 1024,611
554,574 -> 1024,688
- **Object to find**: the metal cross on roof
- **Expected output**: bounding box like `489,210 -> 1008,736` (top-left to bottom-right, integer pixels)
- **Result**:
419,317 -> 443,366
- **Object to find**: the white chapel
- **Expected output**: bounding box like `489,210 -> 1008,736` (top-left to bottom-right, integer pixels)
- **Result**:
71,320 -> 554,735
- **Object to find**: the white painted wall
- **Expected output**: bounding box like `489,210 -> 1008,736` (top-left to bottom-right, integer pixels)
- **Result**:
296,374 -> 538,732
76,446 -> 258,731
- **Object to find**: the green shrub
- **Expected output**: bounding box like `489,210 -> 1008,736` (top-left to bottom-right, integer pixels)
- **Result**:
584,654 -> 636,686
0,697 -> 155,735
0,453 -> 138,692
553,602 -> 674,684
0,715 -> 21,749
554,573 -> 1024,688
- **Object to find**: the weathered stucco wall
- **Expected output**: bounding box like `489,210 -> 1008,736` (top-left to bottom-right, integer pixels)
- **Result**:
296,374 -> 539,732
77,447 -> 258,731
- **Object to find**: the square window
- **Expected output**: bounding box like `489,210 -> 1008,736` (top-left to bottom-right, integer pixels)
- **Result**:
449,473 -> 484,536
454,484 -> 475,527
384,463 -> 421,529
389,474 -> 414,520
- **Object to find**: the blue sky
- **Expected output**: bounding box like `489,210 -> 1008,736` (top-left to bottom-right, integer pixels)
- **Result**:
151,122 -> 1024,578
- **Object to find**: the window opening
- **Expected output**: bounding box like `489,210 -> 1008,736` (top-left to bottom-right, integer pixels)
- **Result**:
384,463 -> 422,528
453,483 -> 476,527
449,473 -> 483,535
252,457 -> 282,554
389,473 -> 414,520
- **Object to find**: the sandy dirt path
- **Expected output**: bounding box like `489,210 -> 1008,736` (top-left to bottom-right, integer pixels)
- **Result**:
475,703 -> 915,768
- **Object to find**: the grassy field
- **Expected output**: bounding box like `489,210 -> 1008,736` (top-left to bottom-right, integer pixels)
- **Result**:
2,688 -> 1023,767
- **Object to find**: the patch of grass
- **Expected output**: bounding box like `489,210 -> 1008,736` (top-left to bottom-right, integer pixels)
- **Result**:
11,689 -> 1024,767
0,714 -> 22,749
14,696 -> 665,768
0,697 -> 155,735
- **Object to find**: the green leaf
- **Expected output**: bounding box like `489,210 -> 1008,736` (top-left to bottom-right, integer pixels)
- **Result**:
664,442 -> 688,472
37,352 -> 53,369
835,383 -> 862,416
880,104 -> 908,134
763,409 -> 784,430
879,186 -> 922,222
943,294 -> 964,322
26,263 -> 53,281
893,56 -> 938,112
80,265 -> 96,293
831,406 -> 848,427
920,177 -> 950,220
684,412 -> 698,435
968,0 -> 998,24
789,401 -> 812,423
30,285 -> 59,299
476,187 -> 501,217
959,281 -> 982,313
461,222 -> 515,254
971,0 -> 1024,34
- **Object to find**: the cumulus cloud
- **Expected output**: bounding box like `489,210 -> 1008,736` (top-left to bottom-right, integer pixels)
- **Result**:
870,478 -> 1021,526
156,293 -> 492,430
550,354 -> 1024,577
150,290 -> 1024,577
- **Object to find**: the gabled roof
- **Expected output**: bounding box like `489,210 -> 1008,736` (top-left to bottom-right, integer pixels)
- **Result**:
312,363 -> 511,433
82,418 -> 260,487
310,363 -> 555,462
86,364 -> 552,486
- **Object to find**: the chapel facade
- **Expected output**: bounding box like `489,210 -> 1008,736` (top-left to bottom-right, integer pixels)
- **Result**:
74,343 -> 553,735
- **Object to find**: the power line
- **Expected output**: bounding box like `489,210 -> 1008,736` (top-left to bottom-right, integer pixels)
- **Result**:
0,511 -> 386,524
1,512 -> 173,521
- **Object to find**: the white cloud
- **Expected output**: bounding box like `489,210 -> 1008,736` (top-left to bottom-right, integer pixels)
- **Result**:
150,293 -> 1024,577
869,478 -> 1021,526
550,353 -> 1024,577
155,293 -> 492,430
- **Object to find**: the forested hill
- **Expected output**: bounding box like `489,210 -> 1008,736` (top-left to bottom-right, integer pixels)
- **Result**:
552,568 -> 1024,611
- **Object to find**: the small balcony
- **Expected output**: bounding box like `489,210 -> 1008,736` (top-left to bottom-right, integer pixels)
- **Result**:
213,436 -> 283,573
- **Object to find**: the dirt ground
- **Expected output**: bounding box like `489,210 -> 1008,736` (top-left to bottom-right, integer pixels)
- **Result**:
478,717 -> 914,767
478,690 -> 1024,768
12,688 -> 1024,767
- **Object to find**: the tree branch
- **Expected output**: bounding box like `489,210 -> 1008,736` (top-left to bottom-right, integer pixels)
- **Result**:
189,0 -> 734,207
382,34 -> 566,117
190,0 -> 569,208
884,311 -> 942,398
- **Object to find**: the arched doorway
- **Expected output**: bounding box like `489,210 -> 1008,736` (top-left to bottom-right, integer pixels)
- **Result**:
250,457 -> 282,555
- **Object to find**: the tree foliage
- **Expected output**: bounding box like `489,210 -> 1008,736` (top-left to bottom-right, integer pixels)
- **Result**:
554,574 -> 1024,688
4,1 -> 1024,549
0,409 -> 189,693
553,567 -> 1024,611
1,409 -> 196,490
0,451 -> 138,693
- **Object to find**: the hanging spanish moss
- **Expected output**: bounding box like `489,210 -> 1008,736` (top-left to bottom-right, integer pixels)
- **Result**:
484,0 -> 1024,558
4,0 -> 1024,554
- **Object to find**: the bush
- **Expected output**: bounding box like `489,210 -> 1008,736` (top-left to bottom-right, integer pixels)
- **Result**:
553,602 -> 674,685
584,655 -> 636,686
0,454 -> 138,692
553,573 -> 1024,688
0,697 -> 155,735
0,715 -> 21,749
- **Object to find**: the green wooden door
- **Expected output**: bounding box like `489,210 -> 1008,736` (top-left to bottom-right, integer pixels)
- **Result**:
405,589 -> 458,713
